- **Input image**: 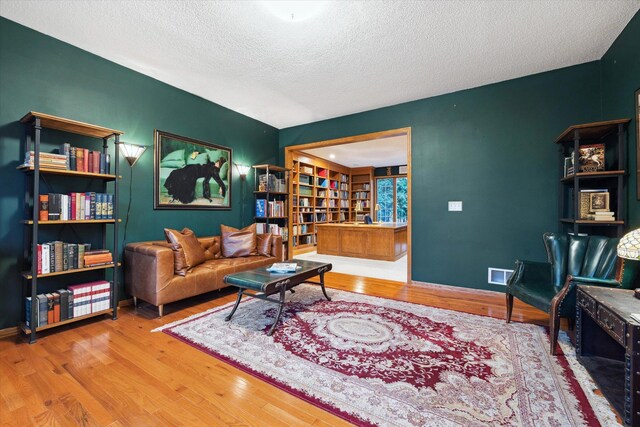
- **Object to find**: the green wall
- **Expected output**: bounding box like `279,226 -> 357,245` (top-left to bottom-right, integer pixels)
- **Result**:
280,64 -> 602,290
1,13 -> 637,330
0,18 -> 278,329
601,12 -> 640,226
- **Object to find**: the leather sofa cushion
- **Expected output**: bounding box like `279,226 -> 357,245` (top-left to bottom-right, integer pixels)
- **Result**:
256,233 -> 272,256
164,228 -> 206,274
221,224 -> 257,257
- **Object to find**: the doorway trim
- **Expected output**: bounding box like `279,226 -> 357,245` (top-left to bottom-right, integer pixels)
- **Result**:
284,127 -> 412,283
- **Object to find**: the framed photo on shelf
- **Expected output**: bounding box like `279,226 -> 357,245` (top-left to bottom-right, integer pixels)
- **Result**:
578,143 -> 605,172
589,192 -> 610,212
154,130 -> 232,210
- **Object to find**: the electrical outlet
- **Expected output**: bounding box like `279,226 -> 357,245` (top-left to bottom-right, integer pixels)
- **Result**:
448,201 -> 462,211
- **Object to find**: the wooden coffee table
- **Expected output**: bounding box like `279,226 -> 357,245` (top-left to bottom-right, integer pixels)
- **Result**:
223,259 -> 332,335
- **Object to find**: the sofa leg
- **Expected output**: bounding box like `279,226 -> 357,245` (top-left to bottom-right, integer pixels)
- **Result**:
158,304 -> 164,318
133,297 -> 137,307
505,294 -> 513,323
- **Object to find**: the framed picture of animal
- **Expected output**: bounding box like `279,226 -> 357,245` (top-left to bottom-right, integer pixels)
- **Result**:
153,130 -> 232,210
577,143 -> 605,172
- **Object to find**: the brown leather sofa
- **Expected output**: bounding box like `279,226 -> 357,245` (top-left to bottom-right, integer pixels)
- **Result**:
124,234 -> 283,316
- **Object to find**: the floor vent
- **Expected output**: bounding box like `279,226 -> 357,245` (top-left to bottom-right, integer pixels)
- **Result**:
488,268 -> 514,286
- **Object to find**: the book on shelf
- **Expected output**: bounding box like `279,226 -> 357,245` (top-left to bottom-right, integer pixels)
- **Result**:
58,289 -> 70,321
92,281 -> 111,312
37,294 -> 48,326
267,262 -> 299,273
256,199 -> 267,217
39,195 -> 48,220
68,283 -> 91,317
52,292 -> 61,323
46,293 -> 54,324
25,297 -> 35,328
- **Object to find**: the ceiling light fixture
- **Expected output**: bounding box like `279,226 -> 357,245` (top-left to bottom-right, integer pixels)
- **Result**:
329,153 -> 335,159
262,1 -> 327,22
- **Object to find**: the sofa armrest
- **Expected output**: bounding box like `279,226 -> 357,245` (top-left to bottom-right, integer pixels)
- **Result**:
270,235 -> 284,261
124,242 -> 175,305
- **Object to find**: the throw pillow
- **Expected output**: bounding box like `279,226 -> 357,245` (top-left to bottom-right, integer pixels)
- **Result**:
164,228 -> 206,273
221,223 -> 257,258
171,244 -> 189,276
160,149 -> 186,169
256,233 -> 272,256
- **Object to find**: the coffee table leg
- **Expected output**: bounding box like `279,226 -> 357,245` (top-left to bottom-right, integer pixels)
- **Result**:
225,288 -> 244,321
320,271 -> 331,301
267,283 -> 287,336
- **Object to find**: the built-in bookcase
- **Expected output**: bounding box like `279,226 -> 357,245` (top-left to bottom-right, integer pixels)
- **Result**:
289,152 -> 350,255
349,167 -> 374,222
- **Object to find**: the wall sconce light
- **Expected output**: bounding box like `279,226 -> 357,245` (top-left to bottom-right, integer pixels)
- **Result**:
120,143 -> 147,167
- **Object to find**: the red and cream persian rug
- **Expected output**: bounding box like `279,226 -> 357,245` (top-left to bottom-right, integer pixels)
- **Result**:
154,285 -> 618,427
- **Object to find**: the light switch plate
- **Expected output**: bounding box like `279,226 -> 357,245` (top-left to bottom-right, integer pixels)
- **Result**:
448,201 -> 463,211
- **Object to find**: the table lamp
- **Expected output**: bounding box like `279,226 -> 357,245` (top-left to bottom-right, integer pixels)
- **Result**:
355,201 -> 362,224
374,204 -> 380,223
617,228 -> 640,298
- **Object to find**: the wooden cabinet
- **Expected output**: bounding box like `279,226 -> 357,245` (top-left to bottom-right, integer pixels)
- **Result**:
19,112 -> 121,343
349,167 -> 374,222
556,119 -> 630,237
289,153 -> 350,255
253,164 -> 289,257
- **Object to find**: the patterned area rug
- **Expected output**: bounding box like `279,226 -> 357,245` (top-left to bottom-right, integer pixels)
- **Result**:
154,285 -> 618,427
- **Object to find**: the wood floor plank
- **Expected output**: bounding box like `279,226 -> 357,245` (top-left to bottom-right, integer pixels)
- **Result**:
1,273 -> 559,426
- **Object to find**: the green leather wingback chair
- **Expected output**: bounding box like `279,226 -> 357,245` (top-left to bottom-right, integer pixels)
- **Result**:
506,232 -> 638,355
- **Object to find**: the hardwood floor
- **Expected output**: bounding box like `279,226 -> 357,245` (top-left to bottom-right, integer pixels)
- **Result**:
1,273 -> 553,426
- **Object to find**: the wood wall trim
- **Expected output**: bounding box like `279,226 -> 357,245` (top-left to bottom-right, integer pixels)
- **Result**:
410,280 -> 501,296
0,326 -> 19,339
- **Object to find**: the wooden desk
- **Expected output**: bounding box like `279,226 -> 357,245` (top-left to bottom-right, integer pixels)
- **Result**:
316,223 -> 407,261
576,286 -> 640,426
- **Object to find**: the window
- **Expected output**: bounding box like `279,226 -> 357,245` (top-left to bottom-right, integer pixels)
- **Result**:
375,176 -> 407,223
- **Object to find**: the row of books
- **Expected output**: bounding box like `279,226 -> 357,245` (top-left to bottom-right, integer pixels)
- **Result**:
39,192 -> 114,221
23,151 -> 68,170
59,143 -> 111,174
36,242 -> 113,274
298,175 -> 313,185
24,145 -> 111,174
255,223 -> 289,241
293,224 -> 310,235
258,174 -> 287,192
299,187 -> 313,196
299,165 -> 313,174
294,234 -> 316,246
585,212 -> 616,221
25,281 -> 111,327
256,200 -> 287,217
353,200 -> 371,208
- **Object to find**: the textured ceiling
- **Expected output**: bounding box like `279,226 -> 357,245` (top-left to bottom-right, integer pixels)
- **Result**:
1,1 -> 638,129
302,135 -> 407,168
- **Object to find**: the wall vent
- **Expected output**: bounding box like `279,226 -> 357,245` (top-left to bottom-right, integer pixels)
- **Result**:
488,268 -> 514,286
